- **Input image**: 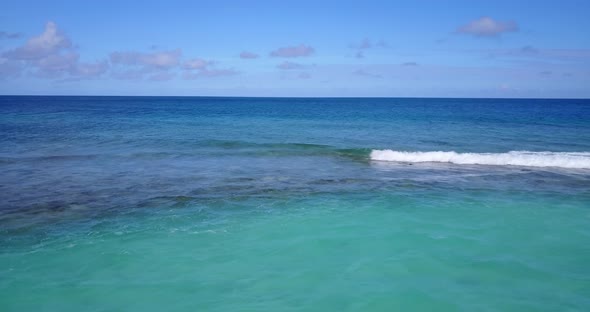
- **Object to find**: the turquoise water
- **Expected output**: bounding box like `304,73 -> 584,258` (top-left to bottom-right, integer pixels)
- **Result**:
1,96 -> 590,311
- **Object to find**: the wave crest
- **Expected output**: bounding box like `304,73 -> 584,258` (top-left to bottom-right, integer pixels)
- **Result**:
370,150 -> 590,169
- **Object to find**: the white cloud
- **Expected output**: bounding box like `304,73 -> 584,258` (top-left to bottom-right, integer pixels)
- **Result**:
70,60 -> 109,79
456,17 -> 518,37
34,52 -> 79,77
109,49 -> 182,80
110,49 -> 181,70
5,22 -> 71,60
0,57 -> 22,79
183,58 -> 213,70
181,57 -> 237,79
349,38 -> 388,59
277,61 -> 305,70
239,51 -> 259,59
2,21 -> 108,79
270,44 -> 314,57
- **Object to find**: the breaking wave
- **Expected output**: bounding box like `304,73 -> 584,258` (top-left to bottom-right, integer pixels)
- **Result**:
370,150 -> 590,169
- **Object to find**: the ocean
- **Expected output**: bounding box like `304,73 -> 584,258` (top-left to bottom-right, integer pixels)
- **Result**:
1,96 -> 589,311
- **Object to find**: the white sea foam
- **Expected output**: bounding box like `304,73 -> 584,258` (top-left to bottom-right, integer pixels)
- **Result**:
370,150 -> 590,169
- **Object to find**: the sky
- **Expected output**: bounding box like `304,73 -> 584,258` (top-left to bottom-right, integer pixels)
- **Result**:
0,0 -> 589,98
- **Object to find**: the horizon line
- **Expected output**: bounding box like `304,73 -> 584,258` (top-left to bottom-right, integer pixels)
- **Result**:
1,94 -> 589,100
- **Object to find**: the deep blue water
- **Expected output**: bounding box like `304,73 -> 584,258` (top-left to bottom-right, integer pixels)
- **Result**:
1,96 -> 589,214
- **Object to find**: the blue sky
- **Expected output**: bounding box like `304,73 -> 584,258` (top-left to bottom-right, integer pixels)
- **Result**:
0,0 -> 589,97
